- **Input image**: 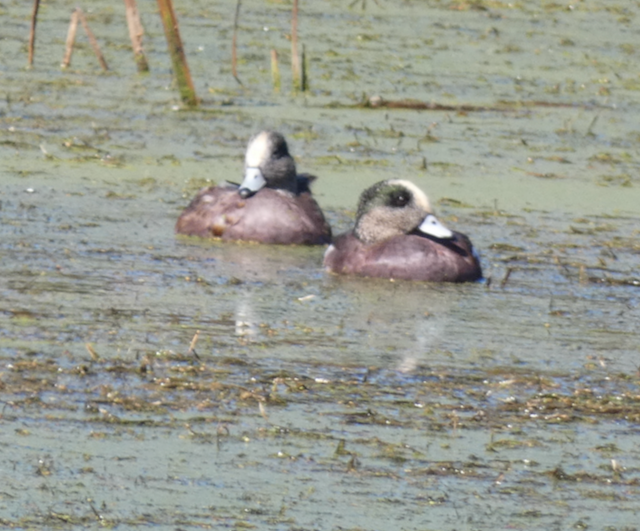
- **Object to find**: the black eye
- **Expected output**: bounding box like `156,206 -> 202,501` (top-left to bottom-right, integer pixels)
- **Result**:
390,192 -> 409,208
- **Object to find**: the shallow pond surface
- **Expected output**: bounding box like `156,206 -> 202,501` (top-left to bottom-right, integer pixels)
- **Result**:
1,1 -> 640,529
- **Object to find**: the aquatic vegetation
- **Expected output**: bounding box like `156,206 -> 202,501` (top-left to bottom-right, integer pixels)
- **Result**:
2,0 -> 640,528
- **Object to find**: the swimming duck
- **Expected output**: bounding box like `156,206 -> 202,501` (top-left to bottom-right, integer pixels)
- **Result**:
323,179 -> 482,282
176,131 -> 331,245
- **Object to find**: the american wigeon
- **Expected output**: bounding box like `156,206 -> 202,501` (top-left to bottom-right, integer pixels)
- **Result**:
323,179 -> 482,282
176,131 -> 331,245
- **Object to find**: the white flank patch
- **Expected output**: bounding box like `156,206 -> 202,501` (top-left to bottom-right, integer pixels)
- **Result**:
245,131 -> 270,167
388,179 -> 431,212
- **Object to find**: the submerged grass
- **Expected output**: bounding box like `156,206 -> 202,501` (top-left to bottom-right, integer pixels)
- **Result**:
2,350 -> 639,427
3,348 -> 639,529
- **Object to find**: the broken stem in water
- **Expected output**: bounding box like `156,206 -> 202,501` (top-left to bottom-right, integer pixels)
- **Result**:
28,0 -> 41,67
124,0 -> 150,72
232,0 -> 243,85
291,0 -> 301,91
271,49 -> 280,93
156,0 -> 198,106
77,8 -> 109,71
61,9 -> 79,68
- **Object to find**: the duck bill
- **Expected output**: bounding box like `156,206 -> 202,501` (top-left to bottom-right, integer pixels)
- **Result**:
417,214 -> 454,239
238,167 -> 267,198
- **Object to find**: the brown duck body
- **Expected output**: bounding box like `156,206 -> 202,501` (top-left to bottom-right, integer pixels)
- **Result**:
175,131 -> 331,245
324,229 -> 482,282
323,179 -> 482,282
176,178 -> 331,245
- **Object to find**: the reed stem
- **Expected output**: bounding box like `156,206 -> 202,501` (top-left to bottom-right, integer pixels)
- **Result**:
61,9 -> 79,68
124,0 -> 149,72
271,49 -> 280,93
156,0 -> 198,106
291,0 -> 301,91
232,0 -> 243,85
77,8 -> 109,71
28,0 -> 40,67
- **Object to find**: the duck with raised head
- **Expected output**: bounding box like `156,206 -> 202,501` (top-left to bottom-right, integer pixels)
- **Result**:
323,179 -> 482,282
176,131 -> 331,245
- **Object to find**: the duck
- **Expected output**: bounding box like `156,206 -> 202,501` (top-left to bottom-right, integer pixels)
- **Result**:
175,131 -> 331,245
323,179 -> 482,282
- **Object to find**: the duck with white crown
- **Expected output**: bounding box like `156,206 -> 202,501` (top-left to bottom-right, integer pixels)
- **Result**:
323,179 -> 482,282
176,130 -> 331,245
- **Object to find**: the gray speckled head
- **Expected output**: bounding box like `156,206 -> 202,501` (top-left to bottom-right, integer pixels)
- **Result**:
239,131 -> 298,198
354,179 -> 451,243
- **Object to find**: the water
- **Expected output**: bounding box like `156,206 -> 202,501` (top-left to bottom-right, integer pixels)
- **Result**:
1,1 -> 639,529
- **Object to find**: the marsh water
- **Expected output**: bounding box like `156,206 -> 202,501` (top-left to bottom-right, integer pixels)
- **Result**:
2,1 -> 640,529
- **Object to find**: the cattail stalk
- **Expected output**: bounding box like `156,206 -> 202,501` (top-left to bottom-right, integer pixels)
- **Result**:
291,0 -> 301,91
61,9 -> 79,68
124,0 -> 149,72
28,0 -> 41,67
271,49 -> 280,93
156,0 -> 198,106
77,8 -> 109,71
232,0 -> 242,85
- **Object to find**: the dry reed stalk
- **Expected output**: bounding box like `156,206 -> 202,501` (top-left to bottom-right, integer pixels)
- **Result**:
188,330 -> 200,354
61,9 -> 80,68
500,267 -> 513,289
259,400 -> 268,420
188,329 -> 201,361
270,49 -> 280,93
76,8 -> 109,71
291,0 -> 301,91
85,343 -> 100,361
124,0 -> 149,72
232,0 -> 243,85
28,0 -> 41,67
156,0 -> 198,106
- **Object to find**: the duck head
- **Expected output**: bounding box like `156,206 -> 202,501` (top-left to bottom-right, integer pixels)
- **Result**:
354,179 -> 453,244
238,131 -> 298,198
